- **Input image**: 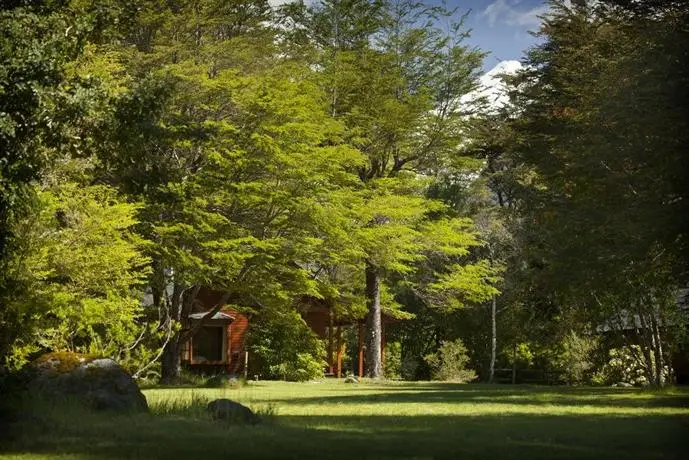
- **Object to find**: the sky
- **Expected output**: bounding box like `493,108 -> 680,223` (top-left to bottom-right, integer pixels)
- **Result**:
269,0 -> 548,71
458,0 -> 547,69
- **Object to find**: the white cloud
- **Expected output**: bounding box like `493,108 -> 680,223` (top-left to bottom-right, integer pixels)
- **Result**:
481,0 -> 549,28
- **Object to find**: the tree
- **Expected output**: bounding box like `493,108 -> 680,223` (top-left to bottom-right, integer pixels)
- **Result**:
281,0 -> 493,377
0,3 -> 123,367
507,0 -> 689,385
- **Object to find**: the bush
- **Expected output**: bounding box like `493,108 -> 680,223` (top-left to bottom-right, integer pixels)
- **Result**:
551,332 -> 598,385
424,339 -> 476,382
384,342 -> 402,379
247,309 -> 326,382
400,355 -> 429,381
269,353 -> 324,382
591,345 -> 671,387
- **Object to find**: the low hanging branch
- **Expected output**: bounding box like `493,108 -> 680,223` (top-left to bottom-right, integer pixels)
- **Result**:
132,317 -> 174,380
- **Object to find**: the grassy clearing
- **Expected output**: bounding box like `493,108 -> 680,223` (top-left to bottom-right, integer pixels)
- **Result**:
2,381 -> 688,459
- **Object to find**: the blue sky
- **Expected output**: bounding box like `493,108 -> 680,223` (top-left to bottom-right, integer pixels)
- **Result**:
454,0 -> 547,69
271,0 -> 548,71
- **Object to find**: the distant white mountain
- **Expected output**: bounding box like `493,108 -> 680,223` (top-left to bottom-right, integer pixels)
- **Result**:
460,60 -> 523,113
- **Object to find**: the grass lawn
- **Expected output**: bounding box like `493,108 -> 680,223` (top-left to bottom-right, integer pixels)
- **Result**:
2,381 -> 688,459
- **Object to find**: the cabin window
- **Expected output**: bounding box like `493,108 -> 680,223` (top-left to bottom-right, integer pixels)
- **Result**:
192,326 -> 224,363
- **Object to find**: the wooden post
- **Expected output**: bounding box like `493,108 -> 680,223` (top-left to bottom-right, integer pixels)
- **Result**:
328,311 -> 334,374
358,322 -> 364,378
243,351 -> 248,380
226,324 -> 232,374
336,325 -> 343,378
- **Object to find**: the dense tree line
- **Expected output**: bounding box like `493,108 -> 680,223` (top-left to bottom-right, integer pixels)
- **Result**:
1,0 -> 687,386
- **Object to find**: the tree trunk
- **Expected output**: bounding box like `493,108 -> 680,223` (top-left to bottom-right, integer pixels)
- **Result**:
489,295 -> 497,384
650,313 -> 665,387
365,263 -> 383,378
639,333 -> 656,386
160,338 -> 182,384
159,282 -> 185,384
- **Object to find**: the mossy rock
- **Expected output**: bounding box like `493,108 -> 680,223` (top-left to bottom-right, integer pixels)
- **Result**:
27,352 -> 148,412
33,352 -> 96,374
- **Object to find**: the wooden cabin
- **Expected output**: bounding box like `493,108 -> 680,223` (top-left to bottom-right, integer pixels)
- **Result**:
181,292 -> 397,378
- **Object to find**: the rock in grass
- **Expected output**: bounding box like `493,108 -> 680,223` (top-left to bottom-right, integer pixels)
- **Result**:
27,352 -> 148,412
204,374 -> 243,388
207,399 -> 259,424
344,375 -> 359,384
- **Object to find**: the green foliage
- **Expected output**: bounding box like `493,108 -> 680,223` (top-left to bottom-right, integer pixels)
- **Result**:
0,6 -> 96,366
429,260 -> 502,310
247,309 -> 326,382
424,339 -> 476,382
384,341 -> 402,379
548,332 -> 598,385
272,353 -> 325,383
509,0 -> 689,309
4,183 -> 149,367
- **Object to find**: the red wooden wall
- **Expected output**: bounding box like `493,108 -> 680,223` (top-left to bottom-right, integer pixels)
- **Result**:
226,309 -> 249,374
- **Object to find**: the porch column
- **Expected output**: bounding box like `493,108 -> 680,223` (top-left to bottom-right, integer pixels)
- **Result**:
336,325 -> 343,378
328,310 -> 334,374
226,324 -> 232,374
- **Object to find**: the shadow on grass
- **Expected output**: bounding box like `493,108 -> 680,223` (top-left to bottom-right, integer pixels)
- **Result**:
264,392 -> 689,409
258,384 -> 689,410
2,410 -> 687,460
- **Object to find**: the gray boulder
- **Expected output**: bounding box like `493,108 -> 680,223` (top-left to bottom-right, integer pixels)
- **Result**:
344,375 -> 359,384
207,399 -> 259,424
28,353 -> 147,412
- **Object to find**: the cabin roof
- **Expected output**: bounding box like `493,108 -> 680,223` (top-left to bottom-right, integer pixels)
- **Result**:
596,288 -> 689,333
188,311 -> 235,321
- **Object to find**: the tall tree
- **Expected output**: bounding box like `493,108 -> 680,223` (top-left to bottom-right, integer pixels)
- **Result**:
0,3 -> 119,367
281,0 -> 492,377
508,0 -> 689,385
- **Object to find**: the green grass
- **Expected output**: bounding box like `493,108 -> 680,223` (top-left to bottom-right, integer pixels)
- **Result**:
2,381 -> 688,459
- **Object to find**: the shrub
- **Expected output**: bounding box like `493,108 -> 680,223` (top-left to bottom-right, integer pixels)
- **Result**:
424,339 -> 476,382
551,332 -> 598,385
592,345 -> 671,387
269,353 -> 324,382
400,355 -> 429,381
384,342 -> 402,379
247,309 -> 326,382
